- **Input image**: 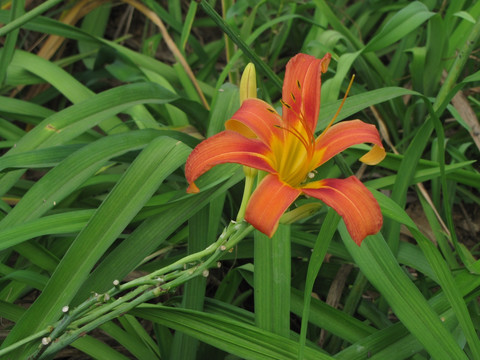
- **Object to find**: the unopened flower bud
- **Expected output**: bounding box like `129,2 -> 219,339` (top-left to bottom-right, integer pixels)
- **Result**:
239,63 -> 257,103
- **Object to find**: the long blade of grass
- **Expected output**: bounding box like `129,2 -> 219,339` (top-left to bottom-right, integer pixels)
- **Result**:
199,0 -> 282,91
0,0 -> 24,84
340,226 -> 467,359
1,136 -> 190,357
71,168 -> 244,305
133,305 -> 335,360
0,0 -> 64,37
254,224 -> 291,338
170,205 -> 210,359
298,208 -> 340,359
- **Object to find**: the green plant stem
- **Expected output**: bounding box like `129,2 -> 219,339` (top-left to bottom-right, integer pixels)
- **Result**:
236,170 -> 256,221
0,329 -> 50,358
0,221 -> 253,359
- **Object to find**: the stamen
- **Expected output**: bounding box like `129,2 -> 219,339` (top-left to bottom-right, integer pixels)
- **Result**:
274,124 -> 310,152
290,92 -> 296,102
279,99 -> 315,146
296,80 -> 301,89
280,99 -> 292,109
319,74 -> 355,137
266,107 -> 276,113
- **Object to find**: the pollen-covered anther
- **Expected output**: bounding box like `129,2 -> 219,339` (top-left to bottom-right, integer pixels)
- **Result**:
280,99 -> 292,109
307,171 -> 315,179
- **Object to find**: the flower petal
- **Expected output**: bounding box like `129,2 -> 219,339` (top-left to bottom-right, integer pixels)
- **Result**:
302,176 -> 382,245
185,130 -> 275,193
282,53 -> 331,132
245,174 -> 301,237
359,144 -> 386,165
225,98 -> 282,144
315,120 -> 385,167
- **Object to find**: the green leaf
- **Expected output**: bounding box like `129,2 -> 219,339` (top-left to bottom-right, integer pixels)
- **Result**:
133,305 -> 335,360
453,11 -> 477,24
2,136 -> 190,357
340,226 -> 468,359
364,2 -> 435,52
254,225 -> 291,337
317,87 -> 420,131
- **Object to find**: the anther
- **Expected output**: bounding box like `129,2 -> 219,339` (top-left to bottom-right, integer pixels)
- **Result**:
290,92 -> 296,102
296,80 -> 301,89
280,99 -> 292,109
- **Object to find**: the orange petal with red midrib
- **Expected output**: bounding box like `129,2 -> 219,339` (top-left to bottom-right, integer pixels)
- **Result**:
245,174 -> 301,237
315,120 -> 385,167
185,130 -> 275,193
225,98 -> 282,144
282,53 -> 331,133
302,176 -> 382,245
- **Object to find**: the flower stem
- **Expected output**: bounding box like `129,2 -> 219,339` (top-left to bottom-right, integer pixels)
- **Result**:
16,221 -> 253,360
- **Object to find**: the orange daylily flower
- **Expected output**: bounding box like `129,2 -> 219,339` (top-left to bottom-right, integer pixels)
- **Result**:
185,53 -> 385,245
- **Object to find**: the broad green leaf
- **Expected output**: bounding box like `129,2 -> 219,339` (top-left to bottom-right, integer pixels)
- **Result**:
0,210 -> 92,251
133,305 -> 334,360
364,2 -> 435,52
71,169 -> 244,305
317,87 -> 420,131
340,226 -> 468,359
254,225 -> 291,337
453,11 -> 477,24
1,136 -> 190,357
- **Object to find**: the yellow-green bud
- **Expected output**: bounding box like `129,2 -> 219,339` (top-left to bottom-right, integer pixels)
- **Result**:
239,63 -> 257,103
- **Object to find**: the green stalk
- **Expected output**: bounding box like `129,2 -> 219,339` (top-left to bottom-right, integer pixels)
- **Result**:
4,221 -> 254,359
171,205 -> 210,359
